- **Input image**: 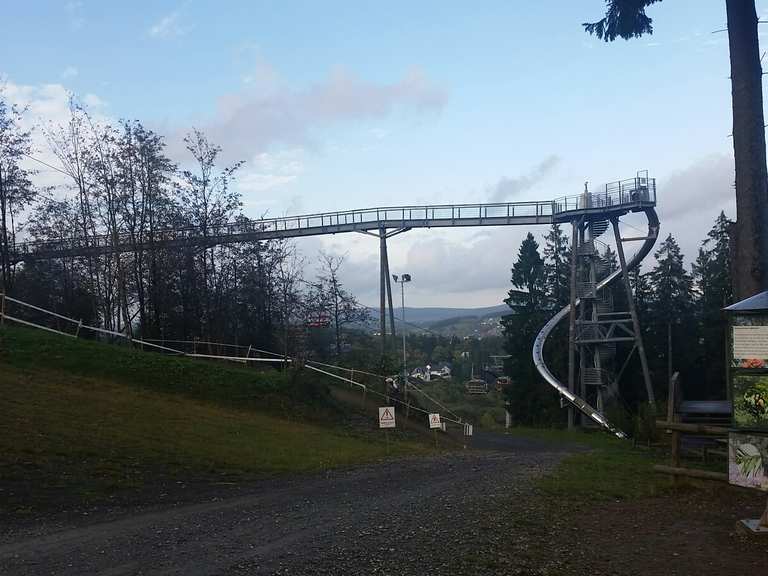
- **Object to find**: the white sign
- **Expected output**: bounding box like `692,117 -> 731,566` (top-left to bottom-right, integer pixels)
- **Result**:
733,326 -> 768,361
463,423 -> 473,436
429,413 -> 441,429
379,406 -> 396,429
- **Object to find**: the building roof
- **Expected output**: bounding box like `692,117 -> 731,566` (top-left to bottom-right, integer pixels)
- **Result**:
725,290 -> 768,312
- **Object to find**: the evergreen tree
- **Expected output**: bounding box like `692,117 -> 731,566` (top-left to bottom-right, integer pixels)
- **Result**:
693,212 -> 734,398
647,234 -> 696,398
502,233 -> 563,426
542,223 -> 570,308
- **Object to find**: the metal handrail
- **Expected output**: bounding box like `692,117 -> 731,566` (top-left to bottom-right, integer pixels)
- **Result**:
11,174 -> 656,258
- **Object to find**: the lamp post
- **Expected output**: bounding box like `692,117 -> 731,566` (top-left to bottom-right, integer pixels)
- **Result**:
392,273 -> 411,409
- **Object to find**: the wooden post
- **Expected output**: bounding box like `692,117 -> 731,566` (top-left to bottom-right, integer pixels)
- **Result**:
666,373 -> 678,424
670,424 -> 681,488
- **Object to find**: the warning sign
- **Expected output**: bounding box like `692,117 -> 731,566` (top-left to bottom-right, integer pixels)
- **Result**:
379,406 -> 396,429
429,413 -> 441,429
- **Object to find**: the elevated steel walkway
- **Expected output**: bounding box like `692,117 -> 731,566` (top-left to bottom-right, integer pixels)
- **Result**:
7,171 -> 659,437
9,174 -> 655,262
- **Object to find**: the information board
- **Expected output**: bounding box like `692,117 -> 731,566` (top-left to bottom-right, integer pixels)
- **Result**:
729,432 -> 768,491
733,326 -> 768,368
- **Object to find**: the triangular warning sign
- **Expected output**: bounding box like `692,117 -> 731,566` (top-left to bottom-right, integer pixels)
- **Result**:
381,408 -> 394,421
431,414 -> 439,423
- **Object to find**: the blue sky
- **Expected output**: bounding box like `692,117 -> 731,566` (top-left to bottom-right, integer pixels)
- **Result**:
1,1 -> 758,306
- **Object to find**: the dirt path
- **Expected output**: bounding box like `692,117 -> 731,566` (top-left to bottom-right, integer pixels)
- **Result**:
0,433 -> 574,575
4,433 -> 765,575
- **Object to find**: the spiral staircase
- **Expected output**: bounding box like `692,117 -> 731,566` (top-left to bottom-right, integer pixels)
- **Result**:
532,178 -> 659,437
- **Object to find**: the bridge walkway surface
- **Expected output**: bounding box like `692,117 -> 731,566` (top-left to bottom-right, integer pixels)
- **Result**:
10,174 -> 655,261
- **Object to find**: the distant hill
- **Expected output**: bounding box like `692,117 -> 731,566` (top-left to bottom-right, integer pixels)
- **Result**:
394,304 -> 509,325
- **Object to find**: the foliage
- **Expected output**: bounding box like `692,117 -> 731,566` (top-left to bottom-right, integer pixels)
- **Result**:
502,232 -> 564,427
500,212 -> 736,431
543,223 -> 570,308
692,212 -> 733,398
582,1 -> 663,42
0,92 -> 368,362
0,86 -> 37,292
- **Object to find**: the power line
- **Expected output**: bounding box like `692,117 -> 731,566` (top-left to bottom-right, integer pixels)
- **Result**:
21,152 -> 71,178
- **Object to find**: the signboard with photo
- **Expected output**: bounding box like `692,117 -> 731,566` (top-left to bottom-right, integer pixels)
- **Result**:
732,373 -> 768,430
732,325 -> 768,369
729,432 -> 768,492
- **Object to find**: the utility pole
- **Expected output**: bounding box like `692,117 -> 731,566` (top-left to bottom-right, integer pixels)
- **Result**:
393,273 -> 411,411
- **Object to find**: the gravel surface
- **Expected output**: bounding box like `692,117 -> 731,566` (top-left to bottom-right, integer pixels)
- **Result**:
0,433 -> 576,575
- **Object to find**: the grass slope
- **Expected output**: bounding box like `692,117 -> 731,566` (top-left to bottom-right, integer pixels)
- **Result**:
507,427 -> 677,501
0,326 -> 425,514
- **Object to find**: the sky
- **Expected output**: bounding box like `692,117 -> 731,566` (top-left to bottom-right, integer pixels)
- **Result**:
1,1 -> 761,307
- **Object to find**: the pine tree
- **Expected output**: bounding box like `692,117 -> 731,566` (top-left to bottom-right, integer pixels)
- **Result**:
543,223 -> 570,309
648,234 -> 696,398
693,212 -> 734,398
502,233 -> 563,426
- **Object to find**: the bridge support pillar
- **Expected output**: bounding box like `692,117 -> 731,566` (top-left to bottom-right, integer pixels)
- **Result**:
378,230 -> 397,355
611,217 -> 655,407
363,228 -> 407,357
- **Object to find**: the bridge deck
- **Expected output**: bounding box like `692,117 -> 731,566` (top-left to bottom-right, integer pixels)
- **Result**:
11,174 -> 655,261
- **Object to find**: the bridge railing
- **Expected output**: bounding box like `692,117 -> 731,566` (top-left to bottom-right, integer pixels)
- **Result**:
12,201 -> 555,256
11,175 -> 656,257
552,174 -> 656,215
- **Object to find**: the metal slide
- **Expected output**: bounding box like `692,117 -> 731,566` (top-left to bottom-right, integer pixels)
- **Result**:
532,208 -> 660,437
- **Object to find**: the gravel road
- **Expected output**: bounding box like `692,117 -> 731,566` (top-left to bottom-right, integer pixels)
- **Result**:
0,433 -> 578,575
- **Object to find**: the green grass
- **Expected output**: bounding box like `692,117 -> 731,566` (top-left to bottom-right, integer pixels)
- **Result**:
506,427 -> 670,501
0,325 -> 335,419
0,325 -> 427,513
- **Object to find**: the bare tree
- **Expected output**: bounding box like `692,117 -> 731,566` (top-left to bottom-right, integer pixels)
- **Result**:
314,252 -> 370,356
0,88 -> 36,292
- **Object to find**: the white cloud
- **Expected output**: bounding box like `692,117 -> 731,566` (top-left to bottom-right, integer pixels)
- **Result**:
489,155 -> 561,202
654,154 -> 735,264
239,149 -> 305,195
148,11 -> 192,39
65,1 -> 85,30
169,63 -> 446,163
370,127 -> 391,140
61,66 -> 78,80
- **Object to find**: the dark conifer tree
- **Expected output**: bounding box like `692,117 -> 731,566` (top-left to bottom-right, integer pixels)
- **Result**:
693,212 -> 734,398
502,233 -> 563,426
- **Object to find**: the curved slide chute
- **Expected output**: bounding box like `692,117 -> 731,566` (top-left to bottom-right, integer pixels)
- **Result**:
532,208 -> 660,438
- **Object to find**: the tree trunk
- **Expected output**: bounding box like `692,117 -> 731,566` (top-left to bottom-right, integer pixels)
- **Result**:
727,0 -> 768,299
0,165 -> 9,292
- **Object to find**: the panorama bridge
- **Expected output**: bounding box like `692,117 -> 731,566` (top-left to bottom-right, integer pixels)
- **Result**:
9,171 -> 659,436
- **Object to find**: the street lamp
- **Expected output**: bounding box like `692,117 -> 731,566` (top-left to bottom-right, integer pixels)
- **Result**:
392,273 -> 411,407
